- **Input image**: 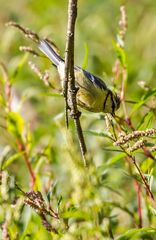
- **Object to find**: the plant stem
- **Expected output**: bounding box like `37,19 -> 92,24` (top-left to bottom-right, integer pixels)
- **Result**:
64,0 -> 87,165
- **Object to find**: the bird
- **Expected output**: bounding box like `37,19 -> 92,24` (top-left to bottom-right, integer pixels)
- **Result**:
38,39 -> 120,115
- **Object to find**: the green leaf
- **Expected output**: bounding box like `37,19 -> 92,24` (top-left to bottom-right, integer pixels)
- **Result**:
141,159 -> 153,173
2,152 -> 24,170
107,153 -> 126,166
142,88 -> 156,101
113,41 -> 127,67
11,53 -> 29,81
131,88 -> 156,115
7,111 -> 24,137
46,181 -> 58,203
85,130 -> 113,140
82,43 -> 88,70
40,92 -> 63,97
137,111 -> 153,130
0,94 -> 5,106
117,227 -> 156,240
149,206 -> 156,216
130,100 -> 146,115
62,208 -> 90,220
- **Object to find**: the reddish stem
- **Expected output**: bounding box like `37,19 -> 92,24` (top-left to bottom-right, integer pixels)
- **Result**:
135,181 -> 142,228
142,146 -> 156,162
16,139 -> 36,189
132,158 -> 154,200
120,146 -> 155,201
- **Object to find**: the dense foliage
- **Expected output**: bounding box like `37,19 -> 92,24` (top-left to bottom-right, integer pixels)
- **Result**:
0,0 -> 156,239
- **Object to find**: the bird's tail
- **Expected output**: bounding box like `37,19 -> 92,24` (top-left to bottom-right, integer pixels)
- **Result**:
38,40 -> 63,66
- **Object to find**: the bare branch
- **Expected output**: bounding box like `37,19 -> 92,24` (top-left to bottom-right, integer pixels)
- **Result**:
64,0 -> 87,165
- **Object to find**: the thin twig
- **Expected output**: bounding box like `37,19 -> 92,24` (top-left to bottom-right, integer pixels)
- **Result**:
135,181 -> 142,228
64,0 -> 87,165
19,46 -> 40,57
112,122 -> 154,200
112,119 -> 154,201
16,138 -> 36,189
15,184 -> 59,232
114,6 -> 155,201
120,145 -> 154,200
6,22 -> 39,43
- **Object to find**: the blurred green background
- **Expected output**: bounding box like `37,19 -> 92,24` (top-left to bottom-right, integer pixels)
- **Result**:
0,0 -> 156,239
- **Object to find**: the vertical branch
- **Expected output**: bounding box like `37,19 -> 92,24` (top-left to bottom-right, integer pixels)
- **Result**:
64,0 -> 87,166
118,6 -> 132,127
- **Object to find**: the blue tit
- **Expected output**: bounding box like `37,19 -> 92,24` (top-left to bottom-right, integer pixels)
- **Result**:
38,40 -> 120,115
